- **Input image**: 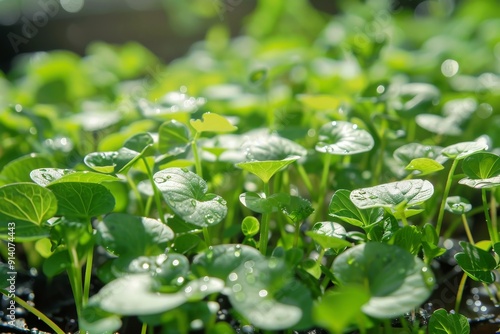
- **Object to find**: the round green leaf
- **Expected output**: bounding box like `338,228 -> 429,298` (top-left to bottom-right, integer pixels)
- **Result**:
0,183 -> 57,225
47,182 -> 115,218
96,213 -> 174,257
441,141 -> 487,160
279,195 -> 314,223
243,134 -> 307,161
332,242 -> 435,318
462,152 -> 500,179
190,112 -> 237,134
416,114 -> 462,136
241,216 -> 260,237
458,175 -> 500,189
428,308 -> 470,334
84,151 -> 118,174
393,143 -> 444,165
91,274 -> 224,316
315,121 -> 374,155
31,168 -> 119,186
308,221 -> 350,252
154,168 -> 227,227
191,244 -> 263,279
350,179 -> 434,210
225,257 -> 313,330
0,220 -> 51,242
0,154 -> 53,183
236,156 -> 299,184
444,196 -> 472,215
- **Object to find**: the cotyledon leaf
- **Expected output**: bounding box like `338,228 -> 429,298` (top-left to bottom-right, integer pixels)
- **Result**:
190,112 -> 237,134
153,168 -> 227,227
30,168 -> 118,186
441,141 -> 487,160
315,121 -> 374,155
236,156 -> 299,184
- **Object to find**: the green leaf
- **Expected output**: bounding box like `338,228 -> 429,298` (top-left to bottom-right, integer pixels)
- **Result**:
138,92 -> 205,117
190,112 -> 237,134
296,94 -> 345,110
350,179 -> 434,210
0,183 -> 57,225
225,257 -> 313,330
0,221 -> 51,242
31,168 -> 118,186
392,225 -> 422,255
332,242 -> 435,318
428,308 -> 470,334
308,221 -> 351,252
244,134 -> 307,161
315,121 -> 374,155
405,158 -> 444,176
249,67 -> 267,84
0,154 -> 52,183
47,182 -> 115,218
80,302 -> 122,334
96,213 -> 174,257
393,143 -> 443,165
455,241 -> 497,284
444,196 -> 472,215
239,192 -> 290,214
458,175 -> 500,189
154,168 -> 227,227
328,189 -> 384,228
441,141 -> 487,160
280,196 -> 314,223
236,156 -> 299,184
43,250 -> 71,277
313,285 -> 371,334
192,244 -> 263,279
91,274 -> 224,316
462,152 -> 500,179
158,120 -> 191,156
241,216 -> 260,237
416,114 -> 462,136
84,152 -> 118,174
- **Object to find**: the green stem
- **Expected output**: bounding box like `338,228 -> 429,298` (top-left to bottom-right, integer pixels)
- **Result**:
260,182 -> 271,256
83,247 -> 93,306
482,189 -> 499,244
315,154 -> 332,222
490,188 -> 498,243
191,132 -> 203,179
436,159 -> 459,236
142,157 -> 166,224
461,214 -> 475,245
141,322 -> 148,334
0,288 -> 66,334
296,163 -> 313,196
454,272 -> 468,313
203,227 -> 211,247
126,173 -> 145,215
68,245 -> 83,322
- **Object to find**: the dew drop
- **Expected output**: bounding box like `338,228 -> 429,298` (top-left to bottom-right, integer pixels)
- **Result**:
172,259 -> 180,267
228,272 -> 238,281
185,286 -> 193,294
369,195 -> 378,200
42,173 -> 54,181
154,177 -> 166,183
258,289 -> 268,297
141,262 -> 150,270
190,199 -> 197,207
232,284 -> 242,293
204,214 -> 215,225
181,167 -> 189,173
200,285 -> 208,292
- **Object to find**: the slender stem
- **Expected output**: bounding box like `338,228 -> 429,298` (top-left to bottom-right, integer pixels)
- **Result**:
316,248 -> 326,266
126,173 -> 145,215
455,272 -> 468,313
83,246 -> 93,306
383,319 -> 393,334
141,322 -> 148,334
294,220 -> 301,248
0,289 -> 66,334
315,154 -> 332,222
260,182 -> 271,256
203,227 -> 211,247
191,132 -> 203,179
296,163 -> 313,196
399,211 -> 409,226
461,214 -> 475,245
436,159 -> 459,236
142,157 -> 166,224
68,245 -> 83,321
490,188 -> 498,243
482,189 -> 498,244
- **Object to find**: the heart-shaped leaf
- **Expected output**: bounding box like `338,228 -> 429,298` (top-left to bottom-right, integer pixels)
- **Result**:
47,182 -> 115,218
239,192 -> 290,214
461,152 -> 500,179
428,308 -> 470,334
236,156 -> 299,184
315,121 -> 374,155
241,216 -> 260,238
280,195 -> 314,223
445,196 -> 472,215
154,168 -> 227,227
454,241 -> 497,284
441,141 -> 487,160
350,179 -> 434,210
329,189 -> 384,228
332,242 -> 435,318
405,158 -> 444,176
190,112 -> 237,134
96,213 -> 174,257
0,220 -> 51,241
158,120 -> 191,156
0,183 -> 57,225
